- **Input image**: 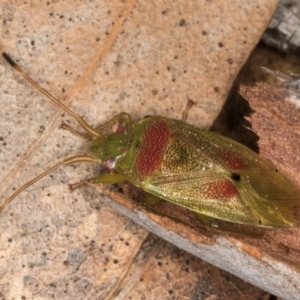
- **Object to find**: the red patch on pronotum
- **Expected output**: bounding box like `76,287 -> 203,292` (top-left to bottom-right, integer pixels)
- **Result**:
136,121 -> 171,176
206,179 -> 240,200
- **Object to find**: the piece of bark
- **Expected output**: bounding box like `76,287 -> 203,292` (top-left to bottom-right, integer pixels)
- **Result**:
240,69 -> 300,186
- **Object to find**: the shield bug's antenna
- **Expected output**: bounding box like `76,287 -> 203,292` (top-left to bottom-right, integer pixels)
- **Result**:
0,47 -> 101,138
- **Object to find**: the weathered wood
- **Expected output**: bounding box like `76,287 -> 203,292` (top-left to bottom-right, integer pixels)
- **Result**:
263,0 -> 300,57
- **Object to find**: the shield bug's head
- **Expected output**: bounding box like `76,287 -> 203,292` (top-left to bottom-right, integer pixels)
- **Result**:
89,131 -> 129,169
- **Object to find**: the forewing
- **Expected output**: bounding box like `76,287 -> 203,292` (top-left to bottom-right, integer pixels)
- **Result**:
238,170 -> 300,228
144,170 -> 261,226
141,120 -> 300,228
144,170 -> 299,228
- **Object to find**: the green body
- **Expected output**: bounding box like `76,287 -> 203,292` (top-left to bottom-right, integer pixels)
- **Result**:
89,115 -> 300,229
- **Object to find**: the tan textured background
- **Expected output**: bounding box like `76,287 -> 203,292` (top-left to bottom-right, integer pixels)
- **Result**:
0,0 -> 281,299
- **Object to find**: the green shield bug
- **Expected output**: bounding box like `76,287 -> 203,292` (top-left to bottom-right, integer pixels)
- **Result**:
1,47 -> 300,233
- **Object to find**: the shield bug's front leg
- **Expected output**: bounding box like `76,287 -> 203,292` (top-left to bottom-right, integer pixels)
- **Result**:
88,173 -> 128,184
95,113 -> 132,133
59,121 -> 90,140
59,113 -> 132,139
69,173 -> 128,191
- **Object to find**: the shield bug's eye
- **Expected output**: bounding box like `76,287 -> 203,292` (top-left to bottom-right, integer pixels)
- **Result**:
106,157 -> 116,171
115,126 -> 126,133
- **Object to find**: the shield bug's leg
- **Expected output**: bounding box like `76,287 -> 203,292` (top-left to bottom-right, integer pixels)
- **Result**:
195,212 -> 291,252
0,155 -> 98,213
59,121 -> 90,140
195,213 -> 290,252
213,222 -> 265,239
194,212 -> 265,238
69,173 -> 128,191
194,213 -> 217,227
116,182 -> 163,207
182,98 -> 194,122
141,194 -> 162,206
1,48 -> 100,138
61,112 -> 131,138
95,113 -> 132,133
88,173 -> 128,184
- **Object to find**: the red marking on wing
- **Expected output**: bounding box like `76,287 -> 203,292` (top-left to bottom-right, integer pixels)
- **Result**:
136,122 -> 171,176
214,148 -> 249,171
205,179 -> 240,200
